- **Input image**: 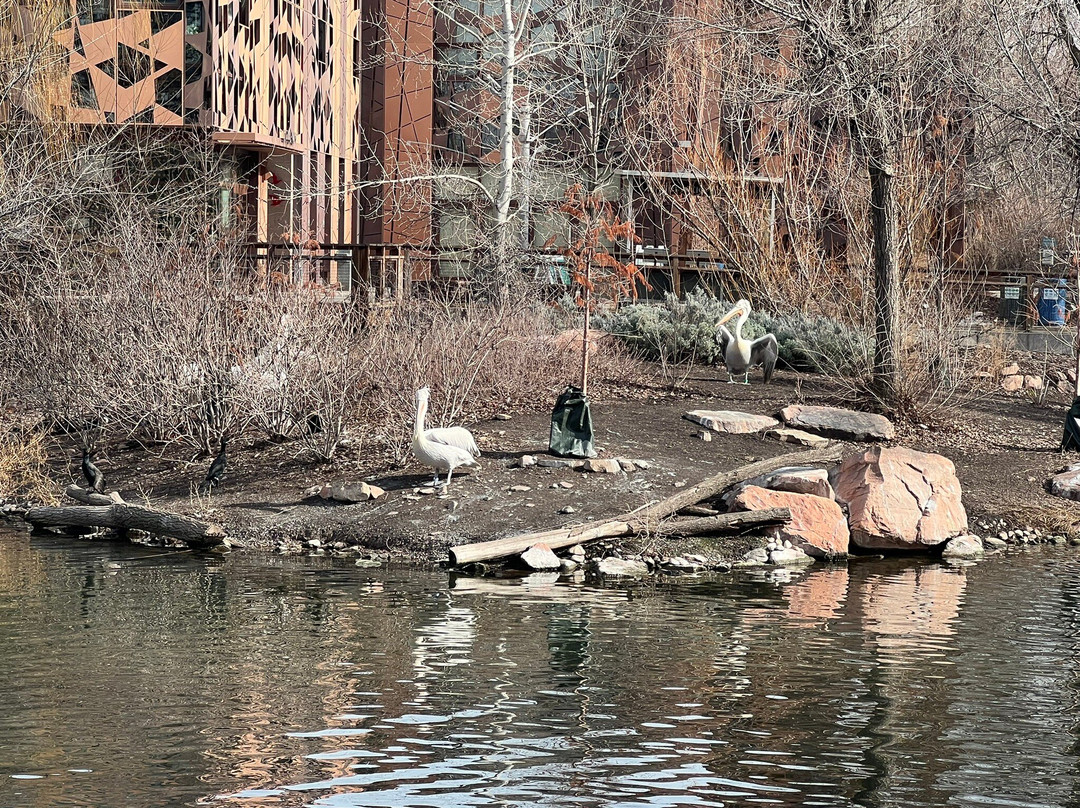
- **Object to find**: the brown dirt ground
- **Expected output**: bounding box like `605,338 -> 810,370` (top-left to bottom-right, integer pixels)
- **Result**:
33,362 -> 1080,564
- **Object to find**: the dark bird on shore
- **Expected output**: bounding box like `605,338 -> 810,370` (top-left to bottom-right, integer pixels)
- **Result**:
81,448 -> 105,494
204,438 -> 227,492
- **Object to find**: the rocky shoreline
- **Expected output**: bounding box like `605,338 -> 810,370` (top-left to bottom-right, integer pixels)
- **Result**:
5,367 -> 1080,570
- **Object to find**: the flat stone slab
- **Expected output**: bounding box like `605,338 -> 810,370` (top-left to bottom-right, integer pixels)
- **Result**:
684,410 -> 779,434
779,405 -> 895,441
537,458 -> 586,469
765,427 -> 830,448
589,558 -> 650,577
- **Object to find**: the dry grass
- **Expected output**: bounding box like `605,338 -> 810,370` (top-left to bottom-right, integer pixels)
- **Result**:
0,421 -> 58,504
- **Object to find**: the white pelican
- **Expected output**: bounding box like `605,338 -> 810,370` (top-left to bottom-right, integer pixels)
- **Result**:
412,387 -> 480,487
716,299 -> 778,384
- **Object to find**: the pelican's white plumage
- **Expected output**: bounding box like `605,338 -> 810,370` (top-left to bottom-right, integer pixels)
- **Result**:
716,299 -> 778,384
412,387 -> 480,486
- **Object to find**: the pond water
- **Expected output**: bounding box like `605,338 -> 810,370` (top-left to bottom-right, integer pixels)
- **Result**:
2,529 -> 1080,808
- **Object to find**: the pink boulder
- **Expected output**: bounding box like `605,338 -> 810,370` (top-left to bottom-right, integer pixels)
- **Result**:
731,485 -> 849,558
832,446 -> 967,551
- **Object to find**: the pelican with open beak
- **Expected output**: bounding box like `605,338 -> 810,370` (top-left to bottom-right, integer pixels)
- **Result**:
716,299 -> 778,384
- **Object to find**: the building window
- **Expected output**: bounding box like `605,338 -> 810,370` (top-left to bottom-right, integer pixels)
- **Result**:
116,42 -> 151,89
71,69 -> 98,109
184,43 -> 203,83
185,2 -> 205,34
155,68 -> 183,115
76,0 -> 112,25
480,122 -> 500,152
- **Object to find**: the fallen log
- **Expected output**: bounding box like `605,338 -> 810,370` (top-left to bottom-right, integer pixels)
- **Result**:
64,485 -> 124,506
678,504 -> 721,517
449,445 -> 842,566
25,502 -> 226,549
651,507 -> 791,539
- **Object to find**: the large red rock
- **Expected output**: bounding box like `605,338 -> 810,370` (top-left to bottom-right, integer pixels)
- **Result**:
731,486 -> 849,558
832,446 -> 967,550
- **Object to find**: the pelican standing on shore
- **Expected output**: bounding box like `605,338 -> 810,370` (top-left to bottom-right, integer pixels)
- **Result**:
412,387 -> 480,488
716,299 -> 778,384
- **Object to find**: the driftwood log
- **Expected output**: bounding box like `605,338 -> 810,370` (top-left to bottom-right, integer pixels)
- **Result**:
651,508 -> 791,538
64,485 -> 125,505
25,486 -> 226,549
449,445 -> 842,566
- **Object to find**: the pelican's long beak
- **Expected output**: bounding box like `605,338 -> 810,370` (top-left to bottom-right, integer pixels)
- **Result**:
717,301 -> 750,325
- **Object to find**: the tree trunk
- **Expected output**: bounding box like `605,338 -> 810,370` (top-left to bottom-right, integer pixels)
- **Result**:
493,0 -> 517,274
868,142 -> 901,401
25,502 -> 226,549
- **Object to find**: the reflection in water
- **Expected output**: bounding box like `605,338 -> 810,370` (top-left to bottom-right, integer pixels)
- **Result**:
2,532 -> 1080,808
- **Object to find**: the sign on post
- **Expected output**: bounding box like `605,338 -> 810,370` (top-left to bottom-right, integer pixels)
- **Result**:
1042,236 -> 1056,266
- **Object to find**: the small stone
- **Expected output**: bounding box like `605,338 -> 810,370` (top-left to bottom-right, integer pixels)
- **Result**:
418,487 -> 436,496
768,546 -> 814,566
318,484 -> 334,499
983,536 -> 1007,550
1000,363 -> 1020,376
590,557 -> 650,577
559,505 -> 577,514
583,458 -> 622,474
633,460 -> 652,469
303,484 -> 324,498
941,534 -> 984,560
517,455 -> 537,468
559,481 -> 574,489
697,430 -> 713,442
740,547 -> 769,566
559,559 -> 579,573
618,459 -> 637,472
520,543 -> 561,570
1001,374 -> 1023,392
764,428 -> 830,449
1024,375 -> 1044,391
355,558 -> 382,568
568,544 -> 586,560
509,484 -> 531,492
662,556 -> 703,574
495,413 -> 512,420
307,538 -> 323,549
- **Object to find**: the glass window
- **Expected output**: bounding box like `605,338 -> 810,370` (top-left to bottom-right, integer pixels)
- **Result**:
184,43 -> 203,83
185,2 -> 205,34
76,0 -> 112,25
71,70 -> 98,109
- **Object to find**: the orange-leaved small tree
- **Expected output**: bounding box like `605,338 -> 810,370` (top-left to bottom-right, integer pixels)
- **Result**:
559,185 -> 644,394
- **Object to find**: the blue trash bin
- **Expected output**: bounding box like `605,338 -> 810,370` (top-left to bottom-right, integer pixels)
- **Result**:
1038,279 -> 1068,326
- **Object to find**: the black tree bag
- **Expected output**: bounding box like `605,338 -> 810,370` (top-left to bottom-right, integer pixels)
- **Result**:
549,385 -> 597,458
